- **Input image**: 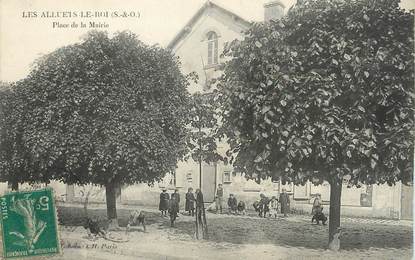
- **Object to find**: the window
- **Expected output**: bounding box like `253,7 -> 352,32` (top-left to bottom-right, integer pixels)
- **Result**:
223,171 -> 231,183
207,31 -> 218,65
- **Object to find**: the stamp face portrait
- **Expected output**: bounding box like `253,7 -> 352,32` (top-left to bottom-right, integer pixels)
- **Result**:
0,188 -> 60,259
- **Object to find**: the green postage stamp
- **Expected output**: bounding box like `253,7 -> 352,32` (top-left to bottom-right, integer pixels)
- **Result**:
0,188 -> 61,258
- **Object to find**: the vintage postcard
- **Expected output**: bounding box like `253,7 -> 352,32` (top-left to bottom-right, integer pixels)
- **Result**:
0,0 -> 413,259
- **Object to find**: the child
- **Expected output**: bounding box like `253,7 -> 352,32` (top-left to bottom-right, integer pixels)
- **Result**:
169,196 -> 179,227
258,193 -> 270,218
227,194 -> 238,214
237,201 -> 246,215
171,189 -> 180,217
311,193 -> 327,225
269,196 -> 279,218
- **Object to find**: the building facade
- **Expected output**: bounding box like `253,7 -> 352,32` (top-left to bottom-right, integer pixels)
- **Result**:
162,0 -> 413,220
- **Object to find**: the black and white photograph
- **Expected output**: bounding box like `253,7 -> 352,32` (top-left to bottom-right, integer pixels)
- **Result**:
0,0 -> 414,259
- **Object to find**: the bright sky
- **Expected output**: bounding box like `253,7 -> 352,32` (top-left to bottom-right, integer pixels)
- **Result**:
1,0 -> 414,82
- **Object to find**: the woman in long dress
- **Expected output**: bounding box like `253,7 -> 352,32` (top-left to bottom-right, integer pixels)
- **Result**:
159,189 -> 170,216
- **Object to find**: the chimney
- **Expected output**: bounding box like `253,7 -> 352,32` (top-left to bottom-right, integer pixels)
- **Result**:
264,0 -> 285,21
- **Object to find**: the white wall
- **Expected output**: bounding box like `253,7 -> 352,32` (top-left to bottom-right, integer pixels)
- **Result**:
173,6 -> 248,93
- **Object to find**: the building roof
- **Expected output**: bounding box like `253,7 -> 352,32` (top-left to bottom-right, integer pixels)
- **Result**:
167,0 -> 252,49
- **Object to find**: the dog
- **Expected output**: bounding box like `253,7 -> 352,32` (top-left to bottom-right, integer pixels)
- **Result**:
237,201 -> 246,215
126,210 -> 146,233
84,217 -> 106,238
311,207 -> 327,225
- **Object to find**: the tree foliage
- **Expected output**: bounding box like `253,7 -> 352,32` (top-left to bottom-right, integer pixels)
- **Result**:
0,82 -> 38,187
5,31 -> 191,187
217,0 -> 414,187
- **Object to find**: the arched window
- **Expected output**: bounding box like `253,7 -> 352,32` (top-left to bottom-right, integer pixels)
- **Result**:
207,31 -> 218,65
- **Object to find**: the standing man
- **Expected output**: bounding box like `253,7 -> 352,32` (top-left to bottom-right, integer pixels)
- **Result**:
279,188 -> 290,217
215,184 -> 224,214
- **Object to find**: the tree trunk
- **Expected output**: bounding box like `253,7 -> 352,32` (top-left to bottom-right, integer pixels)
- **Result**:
202,206 -> 208,239
195,207 -> 208,240
105,182 -> 119,230
11,180 -> 18,191
83,190 -> 90,218
199,159 -> 202,189
199,124 -> 203,190
328,180 -> 342,250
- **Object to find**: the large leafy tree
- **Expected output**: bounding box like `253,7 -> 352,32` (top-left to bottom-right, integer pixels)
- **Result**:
0,82 -> 38,190
17,31 -> 191,226
187,92 -> 222,188
217,0 -> 413,248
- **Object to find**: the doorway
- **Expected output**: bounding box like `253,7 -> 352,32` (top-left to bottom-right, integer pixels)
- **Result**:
202,164 -> 216,202
401,184 -> 413,220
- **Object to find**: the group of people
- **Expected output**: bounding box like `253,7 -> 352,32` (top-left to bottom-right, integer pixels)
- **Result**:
184,187 -> 205,216
159,187 -> 205,226
252,188 -> 291,218
252,190 -> 326,224
209,184 -> 292,218
214,184 -> 245,214
159,188 -> 180,217
159,186 -> 327,226
226,193 -> 246,214
215,185 -> 291,218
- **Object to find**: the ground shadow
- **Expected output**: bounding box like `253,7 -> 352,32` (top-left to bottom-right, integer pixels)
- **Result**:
171,216 -> 413,250
58,206 -> 412,251
57,206 -> 164,228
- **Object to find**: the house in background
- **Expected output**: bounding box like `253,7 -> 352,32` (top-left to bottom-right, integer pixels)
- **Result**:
1,0 -> 410,220
161,0 -> 413,220
166,0 -> 263,203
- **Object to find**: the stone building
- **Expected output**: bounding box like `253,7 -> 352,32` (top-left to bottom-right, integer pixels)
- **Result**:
161,0 -> 413,220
